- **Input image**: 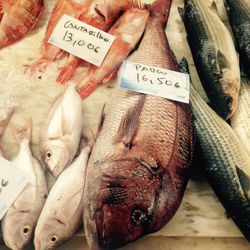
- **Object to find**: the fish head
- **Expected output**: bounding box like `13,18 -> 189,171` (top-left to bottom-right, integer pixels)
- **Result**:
2,210 -> 36,250
219,72 -> 240,119
34,217 -> 70,250
84,153 -> 178,249
41,139 -> 70,177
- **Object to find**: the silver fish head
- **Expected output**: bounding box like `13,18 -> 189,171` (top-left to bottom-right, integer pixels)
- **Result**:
34,218 -> 69,250
2,210 -> 36,250
40,139 -> 70,178
84,154 -> 179,249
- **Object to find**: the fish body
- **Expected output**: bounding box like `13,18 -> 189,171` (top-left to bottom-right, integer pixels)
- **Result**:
1,120 -> 48,250
181,0 -> 240,119
77,7 -> 149,98
231,72 -> 250,156
27,0 -> 90,74
56,0 -> 147,84
188,80 -> 250,241
83,1 -> 193,249
34,145 -> 90,250
224,0 -> 250,75
40,84 -> 84,178
0,0 -> 43,48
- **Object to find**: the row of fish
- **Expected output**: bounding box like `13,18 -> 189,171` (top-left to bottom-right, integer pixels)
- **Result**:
0,0 -> 250,249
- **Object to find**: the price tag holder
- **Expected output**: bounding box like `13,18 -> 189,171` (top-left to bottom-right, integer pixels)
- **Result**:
48,15 -> 115,67
0,157 -> 29,220
119,60 -> 190,103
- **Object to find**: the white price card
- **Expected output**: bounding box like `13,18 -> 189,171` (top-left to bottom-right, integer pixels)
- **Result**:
119,60 -> 190,103
48,14 -> 115,67
0,157 -> 29,220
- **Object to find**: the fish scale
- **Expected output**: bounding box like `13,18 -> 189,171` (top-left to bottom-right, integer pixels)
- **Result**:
182,0 -> 240,119
189,83 -> 250,241
83,0 -> 193,248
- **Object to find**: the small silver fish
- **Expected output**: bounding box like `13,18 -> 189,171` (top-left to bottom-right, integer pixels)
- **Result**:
1,119 -> 48,250
34,145 -> 90,250
40,83 -> 84,178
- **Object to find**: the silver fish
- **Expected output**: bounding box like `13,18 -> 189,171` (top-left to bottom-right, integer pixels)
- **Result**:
1,119 -> 48,250
40,83 -> 84,178
34,144 -> 90,250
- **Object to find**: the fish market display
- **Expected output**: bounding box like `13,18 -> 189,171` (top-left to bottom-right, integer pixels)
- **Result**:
0,0 -> 44,48
57,0 -> 147,84
34,144 -> 91,250
77,7 -> 149,98
1,119 -> 48,250
27,0 -> 90,74
40,83 -> 84,178
224,0 -> 250,75
83,0 -> 193,249
180,0 -> 240,119
231,71 -> 250,156
183,58 -> 250,241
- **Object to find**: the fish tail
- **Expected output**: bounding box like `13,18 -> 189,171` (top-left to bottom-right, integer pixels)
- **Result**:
12,118 -> 32,144
149,0 -> 173,24
77,80 -> 98,99
56,56 -> 83,84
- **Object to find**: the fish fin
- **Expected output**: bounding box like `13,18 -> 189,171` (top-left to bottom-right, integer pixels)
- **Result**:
149,0 -> 172,24
12,118 -> 32,144
178,7 -> 184,22
96,104 -> 106,138
210,1 -> 220,16
0,0 -> 14,12
217,50 -> 230,72
115,94 -> 146,147
56,56 -> 82,84
236,166 -> 250,200
102,71 -> 117,84
0,109 -> 13,136
77,80 -> 99,99
178,57 -> 190,75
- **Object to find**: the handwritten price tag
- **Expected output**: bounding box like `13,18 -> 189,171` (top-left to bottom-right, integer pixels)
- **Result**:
48,14 -> 115,67
119,60 -> 190,103
0,157 -> 28,220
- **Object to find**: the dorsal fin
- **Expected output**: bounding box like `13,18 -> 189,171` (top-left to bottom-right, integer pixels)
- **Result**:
115,94 -> 146,147
236,166 -> 250,200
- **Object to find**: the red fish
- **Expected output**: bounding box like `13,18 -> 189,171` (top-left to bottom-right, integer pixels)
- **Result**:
0,0 -> 44,48
82,0 -> 193,249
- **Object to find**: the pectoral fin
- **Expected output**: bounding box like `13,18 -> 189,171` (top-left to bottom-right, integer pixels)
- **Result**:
236,166 -> 250,200
115,94 -> 146,147
210,1 -> 220,16
217,50 -> 231,73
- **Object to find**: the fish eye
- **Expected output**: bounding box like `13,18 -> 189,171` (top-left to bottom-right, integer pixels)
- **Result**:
21,225 -> 32,235
50,235 -> 58,243
131,209 -> 147,225
46,150 -> 52,160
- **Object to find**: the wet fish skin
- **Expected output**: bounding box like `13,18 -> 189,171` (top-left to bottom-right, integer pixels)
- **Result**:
181,58 -> 250,241
77,8 -> 149,99
83,0 -> 193,249
181,0 -> 240,119
39,84 -> 84,178
0,0 -> 44,48
224,0 -> 250,76
34,145 -> 91,250
1,119 -> 48,250
231,71 -> 250,156
26,0 -> 90,74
